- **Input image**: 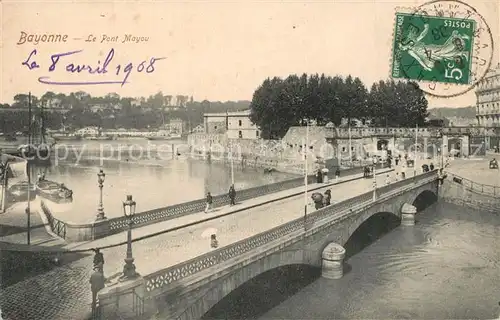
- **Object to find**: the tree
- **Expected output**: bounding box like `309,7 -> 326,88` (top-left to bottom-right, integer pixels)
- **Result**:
41,91 -> 56,105
367,80 -> 428,127
249,77 -> 296,139
164,95 -> 172,106
12,93 -> 38,108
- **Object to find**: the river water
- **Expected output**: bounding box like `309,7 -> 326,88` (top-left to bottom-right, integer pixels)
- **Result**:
203,201 -> 500,320
29,139 -> 297,223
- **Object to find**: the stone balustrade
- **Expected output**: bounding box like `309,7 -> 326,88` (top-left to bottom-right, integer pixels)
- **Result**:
143,170 -> 438,295
326,126 -> 500,138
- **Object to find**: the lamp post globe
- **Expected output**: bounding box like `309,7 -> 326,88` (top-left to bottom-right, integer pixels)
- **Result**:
95,169 -> 106,221
122,195 -> 139,280
123,194 -> 136,217
98,169 -> 105,184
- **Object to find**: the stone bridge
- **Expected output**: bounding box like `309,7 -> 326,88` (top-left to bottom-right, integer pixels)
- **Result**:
97,171 -> 439,320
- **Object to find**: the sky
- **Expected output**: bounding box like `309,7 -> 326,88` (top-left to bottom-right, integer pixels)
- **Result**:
0,0 -> 498,108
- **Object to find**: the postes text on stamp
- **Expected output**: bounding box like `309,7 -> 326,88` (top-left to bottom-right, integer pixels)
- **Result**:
391,0 -> 494,98
392,13 -> 474,85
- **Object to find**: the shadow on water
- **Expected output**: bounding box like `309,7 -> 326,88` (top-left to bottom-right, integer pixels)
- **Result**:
344,212 -> 401,260
202,265 -> 321,320
413,190 -> 438,213
0,248 -> 91,288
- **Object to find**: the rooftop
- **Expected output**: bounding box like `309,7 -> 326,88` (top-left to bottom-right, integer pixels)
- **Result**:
204,109 -> 250,117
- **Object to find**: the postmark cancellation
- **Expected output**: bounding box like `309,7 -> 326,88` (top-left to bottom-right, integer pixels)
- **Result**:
391,0 -> 494,98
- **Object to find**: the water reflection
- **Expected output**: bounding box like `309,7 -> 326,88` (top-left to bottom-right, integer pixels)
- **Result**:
28,141 -> 297,222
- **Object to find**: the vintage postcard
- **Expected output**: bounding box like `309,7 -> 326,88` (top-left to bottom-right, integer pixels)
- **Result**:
0,1 -> 499,320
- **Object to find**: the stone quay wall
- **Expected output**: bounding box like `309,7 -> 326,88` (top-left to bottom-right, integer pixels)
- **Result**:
187,133 -> 325,175
439,172 -> 500,213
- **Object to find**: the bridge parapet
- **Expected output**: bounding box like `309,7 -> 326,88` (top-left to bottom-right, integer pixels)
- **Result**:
324,126 -> 500,139
143,170 -> 438,297
326,127 -> 443,139
42,165 -> 373,242
106,174 -> 321,235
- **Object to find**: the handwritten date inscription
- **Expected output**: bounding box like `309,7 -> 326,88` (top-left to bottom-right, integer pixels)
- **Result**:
21,48 -> 165,86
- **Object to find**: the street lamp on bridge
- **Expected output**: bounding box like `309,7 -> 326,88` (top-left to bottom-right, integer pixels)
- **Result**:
121,194 -> 139,280
95,169 -> 106,221
372,157 -> 377,202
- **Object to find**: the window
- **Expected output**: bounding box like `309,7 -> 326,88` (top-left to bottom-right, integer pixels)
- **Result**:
238,131 -> 243,138
256,131 -> 259,137
342,147 -> 346,152
214,126 -> 217,130
238,120 -> 242,126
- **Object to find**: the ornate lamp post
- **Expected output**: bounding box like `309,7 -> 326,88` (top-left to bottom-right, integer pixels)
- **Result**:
372,157 -> 377,201
95,169 -> 106,221
122,195 -> 139,280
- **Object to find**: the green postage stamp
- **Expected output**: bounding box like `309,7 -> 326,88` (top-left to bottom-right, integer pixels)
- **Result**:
392,13 -> 475,85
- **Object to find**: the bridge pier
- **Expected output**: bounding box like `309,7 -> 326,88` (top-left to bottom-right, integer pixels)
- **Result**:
97,276 -> 147,318
321,243 -> 345,279
401,203 -> 417,226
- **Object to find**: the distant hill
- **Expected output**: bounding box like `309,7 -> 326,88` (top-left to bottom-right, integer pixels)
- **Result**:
429,106 -> 476,119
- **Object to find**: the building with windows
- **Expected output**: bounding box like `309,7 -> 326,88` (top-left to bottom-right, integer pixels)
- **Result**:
476,65 -> 500,126
203,109 -> 260,139
169,118 -> 185,135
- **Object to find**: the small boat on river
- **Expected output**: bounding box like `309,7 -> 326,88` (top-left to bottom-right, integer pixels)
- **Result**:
35,179 -> 73,204
85,135 -> 113,141
52,133 -> 82,141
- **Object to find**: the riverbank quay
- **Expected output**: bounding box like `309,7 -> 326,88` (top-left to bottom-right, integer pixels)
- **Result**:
0,168 -> 394,320
35,164 -> 388,242
0,168 -> 394,251
445,157 -> 500,187
0,201 -> 59,245
440,172 -> 500,213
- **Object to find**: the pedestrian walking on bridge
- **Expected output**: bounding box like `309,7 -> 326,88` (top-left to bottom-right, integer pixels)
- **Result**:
205,192 -> 213,213
228,185 -> 236,206
323,189 -> 331,206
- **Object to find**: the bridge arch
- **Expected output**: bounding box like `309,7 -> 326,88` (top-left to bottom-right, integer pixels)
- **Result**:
407,189 -> 438,212
341,211 -> 400,258
201,263 -> 318,319
173,249 -> 313,320
147,177 -> 440,320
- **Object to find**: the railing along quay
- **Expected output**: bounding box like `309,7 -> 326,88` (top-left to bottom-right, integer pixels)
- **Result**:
144,170 -> 438,295
40,200 -> 67,239
447,172 -> 500,196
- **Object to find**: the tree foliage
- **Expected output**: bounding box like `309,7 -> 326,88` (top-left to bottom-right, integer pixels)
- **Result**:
0,91 -> 251,133
249,74 -> 429,138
